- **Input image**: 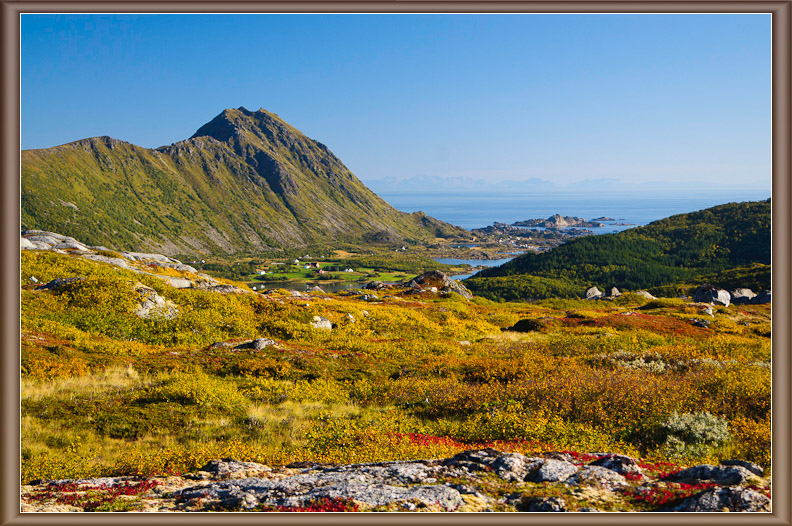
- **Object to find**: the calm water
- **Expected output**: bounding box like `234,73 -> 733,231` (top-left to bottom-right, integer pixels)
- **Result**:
380,191 -> 770,231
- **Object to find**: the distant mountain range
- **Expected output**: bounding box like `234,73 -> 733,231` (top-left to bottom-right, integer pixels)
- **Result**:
363,175 -> 768,196
21,107 -> 466,255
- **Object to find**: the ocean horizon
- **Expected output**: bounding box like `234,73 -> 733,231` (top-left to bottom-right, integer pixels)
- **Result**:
378,190 -> 771,232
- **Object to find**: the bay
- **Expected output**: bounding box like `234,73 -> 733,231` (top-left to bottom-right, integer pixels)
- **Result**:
380,190 -> 770,231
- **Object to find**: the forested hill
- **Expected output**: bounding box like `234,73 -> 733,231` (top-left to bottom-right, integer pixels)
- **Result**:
466,200 -> 770,301
21,107 -> 466,256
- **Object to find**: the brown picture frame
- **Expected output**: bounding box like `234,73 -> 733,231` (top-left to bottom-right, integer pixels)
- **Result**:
3,2 -> 788,524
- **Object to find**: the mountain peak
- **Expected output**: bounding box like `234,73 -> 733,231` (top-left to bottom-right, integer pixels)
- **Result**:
191,107 -> 298,146
22,107 -> 468,255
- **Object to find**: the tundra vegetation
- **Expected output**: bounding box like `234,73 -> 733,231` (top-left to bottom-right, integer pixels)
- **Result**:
21,248 -> 771,511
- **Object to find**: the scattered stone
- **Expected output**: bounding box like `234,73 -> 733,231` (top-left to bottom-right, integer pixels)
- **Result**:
751,290 -> 771,304
20,237 -> 37,250
526,459 -> 579,483
606,287 -> 622,298
516,496 -> 567,512
193,283 -> 250,294
666,464 -> 756,485
357,294 -> 378,302
36,277 -> 85,291
344,313 -> 356,323
691,319 -> 711,328
173,472 -> 464,511
306,286 -> 324,293
133,283 -> 179,319
188,459 -> 272,480
635,290 -> 657,300
82,253 -> 131,269
400,270 -> 473,300
589,454 -> 643,477
234,338 -> 278,351
566,466 -> 628,489
159,276 -> 193,289
53,240 -> 89,252
693,285 -> 730,307
491,453 -> 541,482
721,459 -> 764,477
664,486 -> 770,512
585,287 -> 603,300
730,288 -> 756,305
22,449 -> 771,513
365,281 -> 391,291
310,316 -> 332,330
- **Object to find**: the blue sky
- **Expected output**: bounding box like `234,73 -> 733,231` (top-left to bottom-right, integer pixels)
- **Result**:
21,14 -> 770,189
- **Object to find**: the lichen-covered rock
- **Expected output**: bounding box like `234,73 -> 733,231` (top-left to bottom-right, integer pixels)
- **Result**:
751,290 -> 771,304
400,270 -> 473,300
667,464 -> 756,485
82,253 -> 131,269
173,471 -> 464,511
36,277 -> 85,291
664,486 -> 770,512
566,466 -> 628,489
589,454 -> 643,477
635,290 -> 657,300
730,288 -> 756,305
516,496 -> 567,512
234,338 -> 278,351
133,283 -> 179,319
526,459 -> 579,483
585,286 -> 603,300
22,450 -> 772,513
721,459 -> 764,477
693,285 -> 731,307
310,316 -> 332,330
491,453 -> 542,482
188,459 -> 273,480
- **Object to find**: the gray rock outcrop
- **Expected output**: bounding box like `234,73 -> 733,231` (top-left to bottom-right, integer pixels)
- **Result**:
730,288 -> 756,305
400,271 -> 473,300
22,449 -> 771,513
666,464 -> 757,486
311,316 -> 332,330
635,290 -> 657,300
751,290 -> 771,304
664,486 -> 770,512
585,287 -> 603,300
133,283 -> 179,319
234,338 -> 278,351
693,285 -> 731,307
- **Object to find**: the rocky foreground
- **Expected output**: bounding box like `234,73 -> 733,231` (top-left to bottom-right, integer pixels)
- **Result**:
21,449 -> 770,513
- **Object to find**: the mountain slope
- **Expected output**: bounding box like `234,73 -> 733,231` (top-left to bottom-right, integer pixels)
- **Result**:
21,107 -> 466,255
466,200 -> 770,301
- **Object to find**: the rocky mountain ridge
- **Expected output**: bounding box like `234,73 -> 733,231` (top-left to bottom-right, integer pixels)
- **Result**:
21,107 -> 466,255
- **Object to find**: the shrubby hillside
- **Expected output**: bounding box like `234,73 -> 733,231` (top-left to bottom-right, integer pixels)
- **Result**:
467,200 -> 770,301
21,107 -> 466,255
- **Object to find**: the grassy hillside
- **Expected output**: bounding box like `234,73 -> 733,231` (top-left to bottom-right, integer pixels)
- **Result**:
20,249 -> 770,496
21,108 -> 466,255
466,200 -> 770,301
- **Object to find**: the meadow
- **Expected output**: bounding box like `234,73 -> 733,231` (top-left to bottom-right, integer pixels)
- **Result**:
20,249 -> 771,490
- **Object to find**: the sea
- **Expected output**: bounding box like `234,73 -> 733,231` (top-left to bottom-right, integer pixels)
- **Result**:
253,190 -> 770,289
378,190 -> 770,232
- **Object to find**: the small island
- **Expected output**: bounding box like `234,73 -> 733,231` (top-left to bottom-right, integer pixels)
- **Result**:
512,214 -> 605,228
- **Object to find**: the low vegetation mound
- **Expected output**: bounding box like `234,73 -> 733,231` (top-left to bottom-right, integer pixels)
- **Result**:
467,200 -> 770,301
